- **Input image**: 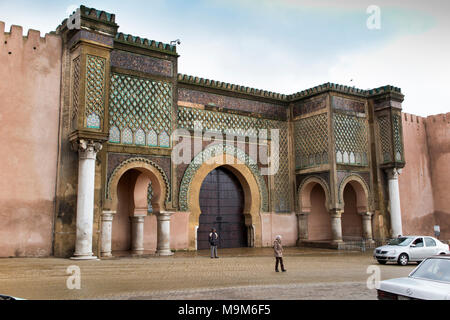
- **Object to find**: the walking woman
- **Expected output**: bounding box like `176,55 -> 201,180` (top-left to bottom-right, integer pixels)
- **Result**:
273,235 -> 286,272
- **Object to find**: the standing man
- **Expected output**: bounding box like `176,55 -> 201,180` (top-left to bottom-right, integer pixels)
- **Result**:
209,228 -> 219,259
273,235 -> 286,272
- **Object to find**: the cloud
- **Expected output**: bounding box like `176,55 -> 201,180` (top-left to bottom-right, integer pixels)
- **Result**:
327,23 -> 450,116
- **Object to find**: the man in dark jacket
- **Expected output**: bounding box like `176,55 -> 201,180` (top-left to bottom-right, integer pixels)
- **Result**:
209,228 -> 219,259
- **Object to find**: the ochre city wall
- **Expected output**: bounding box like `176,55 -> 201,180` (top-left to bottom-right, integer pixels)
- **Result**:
0,23 -> 62,257
399,112 -> 450,241
424,113 -> 450,240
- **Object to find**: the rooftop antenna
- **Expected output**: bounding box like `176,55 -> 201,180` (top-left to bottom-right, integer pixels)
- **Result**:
349,79 -> 355,88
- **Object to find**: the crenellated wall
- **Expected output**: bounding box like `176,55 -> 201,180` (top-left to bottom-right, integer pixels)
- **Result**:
424,114 -> 450,240
399,112 -> 450,241
0,22 -> 62,257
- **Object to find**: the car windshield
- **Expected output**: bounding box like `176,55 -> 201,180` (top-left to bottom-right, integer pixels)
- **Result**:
388,237 -> 413,246
410,259 -> 450,283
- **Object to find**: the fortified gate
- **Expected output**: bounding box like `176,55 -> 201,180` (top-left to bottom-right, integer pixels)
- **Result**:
45,6 -> 406,258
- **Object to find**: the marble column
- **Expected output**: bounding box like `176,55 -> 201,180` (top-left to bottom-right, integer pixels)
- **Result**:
296,212 -> 309,245
156,211 -> 174,256
360,212 -> 374,242
100,211 -> 115,257
387,168 -> 403,238
71,139 -> 102,260
131,216 -> 145,254
330,209 -> 343,242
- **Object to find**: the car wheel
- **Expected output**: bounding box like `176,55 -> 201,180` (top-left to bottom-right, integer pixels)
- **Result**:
377,260 -> 387,265
397,253 -> 409,266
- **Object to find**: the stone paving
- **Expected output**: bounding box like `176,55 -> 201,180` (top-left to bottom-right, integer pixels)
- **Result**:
0,247 -> 416,300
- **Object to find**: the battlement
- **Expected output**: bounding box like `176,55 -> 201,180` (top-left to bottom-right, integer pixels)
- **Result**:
426,112 -> 449,123
402,112 -> 449,127
0,21 -> 61,54
403,112 -> 425,124
178,73 -> 288,101
79,5 -> 116,24
289,82 -> 367,100
115,32 -> 177,55
178,73 -> 403,103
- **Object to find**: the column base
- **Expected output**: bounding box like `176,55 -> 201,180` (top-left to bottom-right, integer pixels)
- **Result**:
70,255 -> 99,261
101,253 -> 113,258
156,250 -> 174,256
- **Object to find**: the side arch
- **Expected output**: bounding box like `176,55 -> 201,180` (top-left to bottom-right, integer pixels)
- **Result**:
105,157 -> 170,212
297,175 -> 332,213
338,174 -> 371,213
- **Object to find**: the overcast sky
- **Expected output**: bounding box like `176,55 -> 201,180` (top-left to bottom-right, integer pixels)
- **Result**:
1,0 -> 449,116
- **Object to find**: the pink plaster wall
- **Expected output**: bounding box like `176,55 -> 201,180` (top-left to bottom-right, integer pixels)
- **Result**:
0,23 -> 61,257
170,212 -> 190,250
261,212 -> 297,247
399,112 -> 450,241
308,185 -> 332,241
341,184 -> 363,239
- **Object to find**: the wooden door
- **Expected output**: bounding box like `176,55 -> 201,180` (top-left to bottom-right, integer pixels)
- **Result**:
198,167 -> 246,250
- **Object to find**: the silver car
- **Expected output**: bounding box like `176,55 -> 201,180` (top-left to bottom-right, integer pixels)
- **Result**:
374,236 -> 449,266
377,255 -> 450,300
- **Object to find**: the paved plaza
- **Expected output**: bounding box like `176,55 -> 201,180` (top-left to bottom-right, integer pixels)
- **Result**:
0,248 -> 416,300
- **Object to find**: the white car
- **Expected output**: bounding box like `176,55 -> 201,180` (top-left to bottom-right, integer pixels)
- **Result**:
373,236 -> 449,266
377,255 -> 450,300
0,294 -> 25,300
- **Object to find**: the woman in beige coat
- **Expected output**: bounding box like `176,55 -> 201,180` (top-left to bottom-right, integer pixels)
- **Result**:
273,235 -> 286,272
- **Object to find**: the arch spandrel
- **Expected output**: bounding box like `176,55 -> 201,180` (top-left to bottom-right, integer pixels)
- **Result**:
178,144 -> 267,249
179,144 -> 269,213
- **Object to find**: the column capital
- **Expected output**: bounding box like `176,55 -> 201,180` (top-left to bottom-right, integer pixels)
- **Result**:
72,139 -> 103,159
158,211 -> 175,220
101,210 -> 115,221
130,215 -> 146,223
358,211 -> 374,217
386,168 -> 402,180
329,208 -> 343,218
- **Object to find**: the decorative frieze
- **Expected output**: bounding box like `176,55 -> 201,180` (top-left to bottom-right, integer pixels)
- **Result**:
108,72 -> 173,147
333,113 -> 368,166
294,113 -> 329,169
377,115 -> 392,163
71,56 -> 81,131
85,55 -> 106,130
292,95 -> 327,118
111,50 -> 173,77
178,87 -> 287,120
332,96 -> 365,113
